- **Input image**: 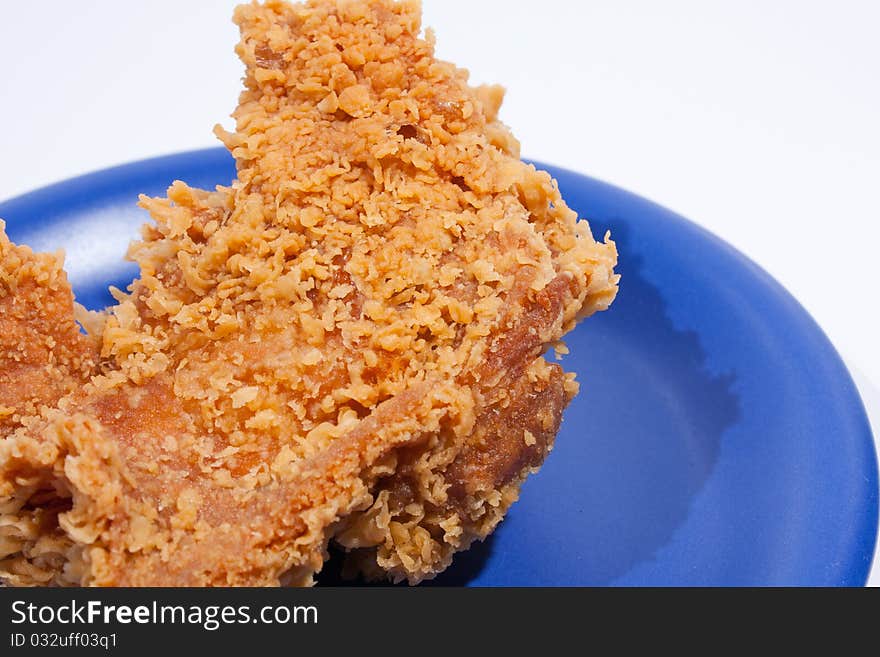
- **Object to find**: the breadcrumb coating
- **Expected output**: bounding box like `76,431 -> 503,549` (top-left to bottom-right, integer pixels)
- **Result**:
0,0 -> 617,586
0,224 -> 98,435
0,223 -> 100,584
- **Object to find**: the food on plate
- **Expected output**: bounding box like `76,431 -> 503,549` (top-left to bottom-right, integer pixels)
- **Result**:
0,0 -> 618,586
0,226 -> 102,585
0,226 -> 98,439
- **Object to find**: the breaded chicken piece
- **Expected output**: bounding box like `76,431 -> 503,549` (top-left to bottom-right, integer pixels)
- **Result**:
0,223 -> 98,435
0,223 -> 99,584
0,0 -> 617,586
336,355 -> 572,583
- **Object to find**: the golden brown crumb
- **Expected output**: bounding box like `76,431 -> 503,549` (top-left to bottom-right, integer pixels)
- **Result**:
0,223 -> 98,435
0,222 -> 100,584
0,0 -> 617,586
337,355 -> 571,582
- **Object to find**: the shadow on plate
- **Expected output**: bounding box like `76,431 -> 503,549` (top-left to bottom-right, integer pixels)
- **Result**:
524,218 -> 740,584
316,535 -> 496,587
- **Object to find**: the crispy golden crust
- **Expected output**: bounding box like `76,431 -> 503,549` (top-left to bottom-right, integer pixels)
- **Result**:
0,224 -> 98,436
0,0 -> 618,586
0,222 -> 100,584
337,355 -> 572,582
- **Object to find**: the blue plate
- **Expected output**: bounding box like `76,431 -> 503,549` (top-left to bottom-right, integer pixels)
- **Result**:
1,149 -> 876,586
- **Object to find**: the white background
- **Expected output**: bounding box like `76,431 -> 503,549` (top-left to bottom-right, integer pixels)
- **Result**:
0,0 -> 877,584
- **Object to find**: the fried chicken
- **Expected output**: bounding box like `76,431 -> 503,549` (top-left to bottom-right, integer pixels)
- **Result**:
0,224 -> 98,436
0,0 -> 618,586
336,355 -> 571,582
0,224 -> 101,584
